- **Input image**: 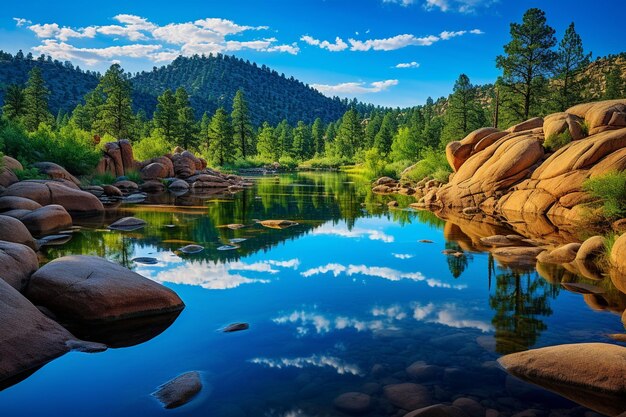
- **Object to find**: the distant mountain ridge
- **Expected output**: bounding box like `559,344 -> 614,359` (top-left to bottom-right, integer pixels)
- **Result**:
0,51 -> 355,125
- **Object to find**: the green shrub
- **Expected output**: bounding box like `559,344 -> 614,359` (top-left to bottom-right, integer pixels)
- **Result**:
363,148 -> 394,179
579,120 -> 590,137
300,155 -> 349,169
544,130 -> 572,152
84,172 -> 117,186
0,121 -> 100,175
14,167 -> 46,181
133,133 -> 171,161
583,171 -> 626,220
125,170 -> 143,184
402,148 -> 452,183
278,156 -> 298,170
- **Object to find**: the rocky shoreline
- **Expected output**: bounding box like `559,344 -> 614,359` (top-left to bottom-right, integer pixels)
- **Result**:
373,99 -> 626,416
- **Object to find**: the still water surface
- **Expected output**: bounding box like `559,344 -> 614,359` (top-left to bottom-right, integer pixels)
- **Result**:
1,172 -> 624,416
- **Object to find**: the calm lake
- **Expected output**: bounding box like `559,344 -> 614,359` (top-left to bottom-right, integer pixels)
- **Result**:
1,172 -> 624,417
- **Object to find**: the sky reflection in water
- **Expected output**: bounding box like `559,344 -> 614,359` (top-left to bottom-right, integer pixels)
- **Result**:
1,172 -> 624,417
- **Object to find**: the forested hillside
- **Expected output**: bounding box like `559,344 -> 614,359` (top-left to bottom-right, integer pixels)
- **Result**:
0,50 -> 99,116
132,54 -> 350,125
0,51 -> 353,125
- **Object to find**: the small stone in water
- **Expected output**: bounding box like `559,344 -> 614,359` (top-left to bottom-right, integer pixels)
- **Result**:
223,323 -> 249,332
152,371 -> 202,409
132,257 -> 159,265
229,238 -> 247,244
217,245 -> 238,251
165,224 -> 176,228
179,244 -> 204,254
419,239 -> 434,243
226,224 -> 246,230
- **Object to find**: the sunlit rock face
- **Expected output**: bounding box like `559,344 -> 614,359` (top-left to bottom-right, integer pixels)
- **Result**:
429,99 -> 626,231
498,343 -> 626,416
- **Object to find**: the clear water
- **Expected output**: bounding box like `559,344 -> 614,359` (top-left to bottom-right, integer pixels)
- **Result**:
1,172 -> 624,417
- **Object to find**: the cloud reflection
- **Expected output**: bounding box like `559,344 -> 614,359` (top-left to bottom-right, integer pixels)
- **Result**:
412,302 -> 492,332
301,263 -> 466,289
250,355 -> 363,376
137,253 -> 300,290
311,224 -> 394,242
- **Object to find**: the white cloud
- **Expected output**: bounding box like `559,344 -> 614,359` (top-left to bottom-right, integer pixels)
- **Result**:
19,15 -> 297,66
395,61 -> 420,69
349,34 -> 439,51
300,35 -> 348,52
310,223 -> 395,242
312,79 -> 398,95
301,263 -> 346,278
412,302 -> 492,332
424,0 -> 496,13
13,18 -> 32,27
250,355 -> 363,376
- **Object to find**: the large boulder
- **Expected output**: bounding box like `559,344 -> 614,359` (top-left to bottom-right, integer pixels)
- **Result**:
152,371 -> 202,409
0,167 -> 18,188
2,181 -> 104,214
611,233 -> 626,275
0,279 -> 72,384
171,153 -> 196,178
20,205 -> 73,235
0,241 -> 39,291
0,196 -> 42,212
543,112 -> 585,142
33,162 -> 80,186
118,139 -> 136,174
2,156 -> 23,172
568,99 -> 626,133
498,343 -> 626,416
0,215 -> 37,249
26,255 -> 185,322
141,162 -> 169,180
104,142 -> 124,177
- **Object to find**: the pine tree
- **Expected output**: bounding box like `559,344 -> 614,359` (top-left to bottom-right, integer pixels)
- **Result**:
311,118 -> 325,156
94,64 -> 134,139
256,122 -> 280,161
292,121 -> 313,160
496,8 -> 557,121
231,89 -> 254,158
324,123 -> 337,155
23,67 -> 53,131
374,112 -> 396,155
175,87 -> 198,150
553,23 -> 591,110
2,84 -> 26,121
335,108 -> 363,159
365,113 -> 383,148
441,74 -> 484,144
73,89 -> 105,132
277,120 -> 293,158
391,126 -> 420,162
154,89 -> 178,142
604,66 -> 625,100
207,108 -> 233,166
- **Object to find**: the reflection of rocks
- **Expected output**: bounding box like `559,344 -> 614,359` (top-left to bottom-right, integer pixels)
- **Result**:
0,279 -> 72,386
536,243 -> 581,264
152,371 -> 202,409
26,255 -> 184,322
498,343 -> 626,416
491,247 -> 545,270
258,219 -> 298,229
108,216 -> 147,231
65,311 -> 182,348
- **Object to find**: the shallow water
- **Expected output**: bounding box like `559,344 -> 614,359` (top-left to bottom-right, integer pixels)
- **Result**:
2,172 -> 625,417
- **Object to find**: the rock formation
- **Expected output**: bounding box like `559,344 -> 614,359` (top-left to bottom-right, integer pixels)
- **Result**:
403,99 -> 626,231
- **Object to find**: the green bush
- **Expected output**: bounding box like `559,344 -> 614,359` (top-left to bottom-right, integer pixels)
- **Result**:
14,167 -> 46,181
583,171 -> 626,220
0,121 -> 100,175
277,156 -> 298,170
363,148 -> 394,179
83,172 -> 117,186
544,130 -> 572,152
402,147 -> 452,183
133,132 -> 171,161
125,170 -> 143,184
300,155 -> 349,169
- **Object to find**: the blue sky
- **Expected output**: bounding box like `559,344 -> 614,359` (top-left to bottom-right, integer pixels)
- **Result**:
1,0 -> 623,107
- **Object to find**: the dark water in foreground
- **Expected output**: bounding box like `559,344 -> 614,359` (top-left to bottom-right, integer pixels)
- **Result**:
1,172 -> 624,417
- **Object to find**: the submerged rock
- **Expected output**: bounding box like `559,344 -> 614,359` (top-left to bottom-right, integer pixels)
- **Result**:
152,371 -> 202,409
225,223 -> 246,230
26,255 -> 185,322
333,392 -> 372,415
132,257 -> 159,265
498,343 -> 626,416
383,383 -> 433,411
404,404 -> 469,417
223,323 -> 249,332
217,245 -> 238,251
179,244 -> 204,254
257,219 -> 298,229
108,217 -> 147,231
